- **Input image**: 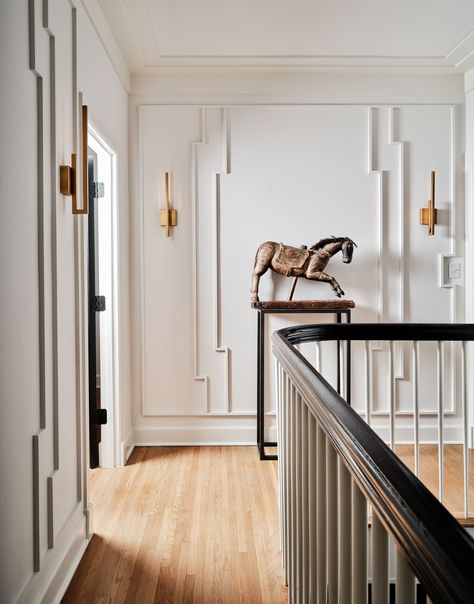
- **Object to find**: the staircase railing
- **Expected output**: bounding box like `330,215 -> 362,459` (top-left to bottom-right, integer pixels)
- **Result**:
272,323 -> 474,604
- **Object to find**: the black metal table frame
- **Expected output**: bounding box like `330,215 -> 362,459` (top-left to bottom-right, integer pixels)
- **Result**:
257,308 -> 352,460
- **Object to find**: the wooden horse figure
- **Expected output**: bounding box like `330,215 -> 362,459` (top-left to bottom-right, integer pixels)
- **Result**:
251,236 -> 356,302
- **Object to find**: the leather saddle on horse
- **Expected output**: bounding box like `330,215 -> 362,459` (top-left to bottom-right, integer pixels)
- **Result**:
272,243 -> 310,277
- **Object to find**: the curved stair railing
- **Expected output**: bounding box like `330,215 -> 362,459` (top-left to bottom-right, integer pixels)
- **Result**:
272,323 -> 474,604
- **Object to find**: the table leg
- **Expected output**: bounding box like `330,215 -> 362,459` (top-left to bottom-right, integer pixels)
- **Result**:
257,311 -> 263,457
346,310 -> 351,405
336,313 -> 341,395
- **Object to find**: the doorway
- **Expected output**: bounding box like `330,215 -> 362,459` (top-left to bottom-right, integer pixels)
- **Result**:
87,125 -> 119,468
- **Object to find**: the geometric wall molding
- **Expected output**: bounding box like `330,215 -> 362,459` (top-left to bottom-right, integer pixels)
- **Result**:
138,103 -> 465,440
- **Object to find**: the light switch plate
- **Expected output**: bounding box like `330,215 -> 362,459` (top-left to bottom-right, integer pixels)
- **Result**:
440,254 -> 463,287
448,262 -> 461,279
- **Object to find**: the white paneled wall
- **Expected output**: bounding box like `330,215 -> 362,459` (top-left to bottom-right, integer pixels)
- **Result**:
134,99 -> 465,445
0,1 -> 130,602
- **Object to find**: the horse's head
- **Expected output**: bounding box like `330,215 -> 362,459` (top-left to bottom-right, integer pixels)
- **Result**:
310,235 -> 357,263
341,237 -> 357,263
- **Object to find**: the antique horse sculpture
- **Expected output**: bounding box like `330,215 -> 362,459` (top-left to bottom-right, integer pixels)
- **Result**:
251,236 -> 356,302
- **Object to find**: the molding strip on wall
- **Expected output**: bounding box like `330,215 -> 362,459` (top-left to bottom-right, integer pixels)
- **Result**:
28,0 -> 85,573
213,108 -> 232,412
191,108 -> 210,406
367,106 -> 384,324
28,0 -> 46,572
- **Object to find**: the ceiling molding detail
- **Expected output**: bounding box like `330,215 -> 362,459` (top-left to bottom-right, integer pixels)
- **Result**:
97,1 -> 474,76
80,0 -> 131,91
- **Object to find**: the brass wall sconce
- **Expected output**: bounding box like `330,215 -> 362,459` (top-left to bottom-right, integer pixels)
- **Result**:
59,105 -> 88,214
160,171 -> 177,237
420,171 -> 437,236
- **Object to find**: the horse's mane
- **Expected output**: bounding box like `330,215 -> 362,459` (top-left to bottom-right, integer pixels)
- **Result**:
310,236 -> 349,251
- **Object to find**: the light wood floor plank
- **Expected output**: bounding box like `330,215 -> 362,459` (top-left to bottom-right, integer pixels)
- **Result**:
63,443 -> 472,602
395,444 -> 474,523
63,446 -> 287,603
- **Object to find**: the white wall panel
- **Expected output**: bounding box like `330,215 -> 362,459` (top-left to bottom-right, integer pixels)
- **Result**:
0,1 -> 130,601
136,101 -> 465,443
76,3 -> 132,460
140,106 -> 207,413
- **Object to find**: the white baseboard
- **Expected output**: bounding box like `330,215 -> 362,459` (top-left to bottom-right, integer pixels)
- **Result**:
133,425 -> 278,446
371,424 -> 463,445
16,505 -> 89,604
120,428 -> 135,466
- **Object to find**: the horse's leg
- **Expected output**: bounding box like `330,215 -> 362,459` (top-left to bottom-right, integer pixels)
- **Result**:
306,270 -> 345,298
251,270 -> 263,302
251,242 -> 276,302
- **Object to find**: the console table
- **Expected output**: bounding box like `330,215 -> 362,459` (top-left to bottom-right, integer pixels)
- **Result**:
252,299 -> 355,460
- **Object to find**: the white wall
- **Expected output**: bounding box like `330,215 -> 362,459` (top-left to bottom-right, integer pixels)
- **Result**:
130,73 -> 467,446
0,1 -> 130,602
465,68 -> 474,444
76,0 -> 132,465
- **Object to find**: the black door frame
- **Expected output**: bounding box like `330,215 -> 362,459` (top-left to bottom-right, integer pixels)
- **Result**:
88,150 -> 101,468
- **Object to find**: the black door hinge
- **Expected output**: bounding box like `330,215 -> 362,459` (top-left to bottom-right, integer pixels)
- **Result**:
90,181 -> 105,199
95,408 -> 107,425
90,295 -> 106,312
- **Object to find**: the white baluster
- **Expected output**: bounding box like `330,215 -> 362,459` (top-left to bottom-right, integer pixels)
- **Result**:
462,341 -> 469,519
396,547 -> 416,604
284,373 -> 290,586
413,342 -> 420,477
276,360 -> 283,553
352,480 -> 367,604
437,341 -> 444,503
338,459 -> 352,604
317,424 -> 327,603
308,410 -> 317,602
295,392 -> 302,603
301,405 -> 309,602
327,440 -> 338,603
372,515 -> 389,603
290,383 -> 297,601
365,340 -> 371,427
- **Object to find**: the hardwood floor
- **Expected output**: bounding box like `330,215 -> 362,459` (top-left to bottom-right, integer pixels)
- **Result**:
63,443 -> 473,602
63,446 -> 288,603
395,444 -> 474,524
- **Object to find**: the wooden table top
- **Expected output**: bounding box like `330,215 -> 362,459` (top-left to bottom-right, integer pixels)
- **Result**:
251,299 -> 355,310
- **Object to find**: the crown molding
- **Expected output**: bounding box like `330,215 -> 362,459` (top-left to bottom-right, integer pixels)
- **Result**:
87,2 -> 474,80
135,27 -> 474,75
130,72 -> 465,105
79,0 -> 131,92
465,68 -> 474,93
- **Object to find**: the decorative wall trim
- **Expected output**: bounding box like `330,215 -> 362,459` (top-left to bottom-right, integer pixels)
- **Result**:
138,103 -> 464,438
212,108 -> 232,412
79,0 -> 131,92
190,108 -> 210,407
28,0 -> 47,573
16,505 -> 87,604
28,0 -> 87,580
134,425 -> 277,446
120,429 -> 135,466
131,73 -> 465,103
367,106 -> 384,323
47,476 -> 54,548
388,107 -> 407,381
388,107 -> 406,323
32,434 -> 40,571
97,1 -> 474,76
449,106 -> 458,320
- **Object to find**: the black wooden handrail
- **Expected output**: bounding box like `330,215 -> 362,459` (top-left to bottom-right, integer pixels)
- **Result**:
272,323 -> 474,604
279,322 -> 474,343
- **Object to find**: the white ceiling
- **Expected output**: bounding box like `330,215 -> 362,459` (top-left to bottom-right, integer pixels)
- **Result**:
97,0 -> 474,74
